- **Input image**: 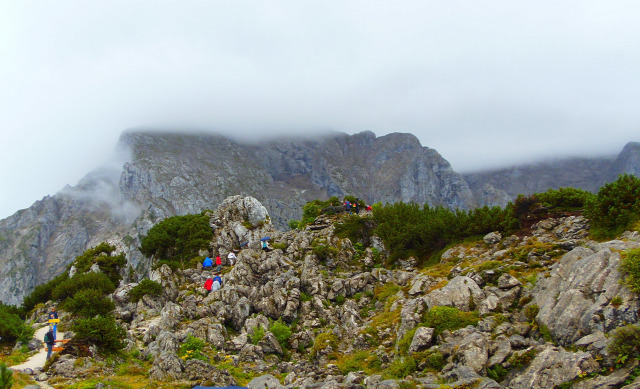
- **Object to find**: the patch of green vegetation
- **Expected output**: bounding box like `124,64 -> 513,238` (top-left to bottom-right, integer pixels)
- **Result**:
487,363 -> 508,381
312,332 -> 338,357
72,242 -> 126,285
139,213 -> 213,263
608,324 -> 640,358
422,306 -> 479,336
178,334 -> 208,362
586,174 -> 640,239
523,304 -> 539,324
62,289 -> 115,318
312,244 -> 339,262
0,303 -> 34,343
536,187 -> 594,212
271,242 -> 288,251
269,319 -> 292,349
336,350 -> 381,375
620,249 -> 640,293
374,282 -> 401,303
72,315 -> 127,353
508,348 -> 537,368
52,272 -> 116,302
382,356 -> 416,379
250,326 -> 265,345
335,215 -> 376,247
128,279 -> 163,303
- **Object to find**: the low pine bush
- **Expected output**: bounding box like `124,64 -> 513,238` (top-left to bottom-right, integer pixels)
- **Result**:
0,362 -> 13,389
269,319 -> 292,348
608,324 -> 640,358
51,272 -> 116,302
0,304 -> 34,343
422,306 -> 479,336
62,289 -> 115,318
128,279 -> 163,303
620,249 -> 640,293
178,335 -> 208,362
71,315 -> 126,352
585,174 -> 640,238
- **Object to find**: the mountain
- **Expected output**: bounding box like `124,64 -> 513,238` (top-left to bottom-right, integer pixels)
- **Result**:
463,142 -> 640,207
0,130 -> 473,305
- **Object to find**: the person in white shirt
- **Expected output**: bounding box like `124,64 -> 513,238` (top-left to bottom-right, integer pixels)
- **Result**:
227,251 -> 237,266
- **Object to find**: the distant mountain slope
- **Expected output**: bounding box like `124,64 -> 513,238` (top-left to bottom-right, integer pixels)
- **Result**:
0,130 -> 473,305
463,142 -> 640,207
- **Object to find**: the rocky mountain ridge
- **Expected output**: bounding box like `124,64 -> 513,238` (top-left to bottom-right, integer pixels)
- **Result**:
17,195 -> 640,389
1,131 -> 638,307
0,130 -> 474,306
463,141 -> 640,207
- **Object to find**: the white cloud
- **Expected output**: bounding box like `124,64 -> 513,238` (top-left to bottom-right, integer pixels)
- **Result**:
1,0 -> 639,218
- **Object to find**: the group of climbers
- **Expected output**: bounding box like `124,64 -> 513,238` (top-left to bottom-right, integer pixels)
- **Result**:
343,197 -> 373,214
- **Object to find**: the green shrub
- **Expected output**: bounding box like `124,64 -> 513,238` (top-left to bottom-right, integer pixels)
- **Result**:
178,334 -> 208,362
21,272 -> 69,313
586,174 -> 640,238
71,315 -> 126,352
487,364 -> 508,381
536,187 -> 594,211
620,249 -> 640,293
373,202 -> 518,264
300,292 -> 312,302
508,348 -> 537,368
128,279 -> 163,303
312,245 -> 338,262
335,215 -> 376,247
0,362 -> 12,389
422,306 -> 479,336
523,304 -> 540,323
312,332 -> 338,356
139,213 -> 213,261
288,220 -> 300,230
62,289 -> 115,318
0,304 -> 35,343
608,324 -> 640,358
51,272 -> 116,302
269,319 -> 292,348
250,326 -> 265,345
382,356 -> 416,379
72,243 -> 126,285
271,242 -> 288,251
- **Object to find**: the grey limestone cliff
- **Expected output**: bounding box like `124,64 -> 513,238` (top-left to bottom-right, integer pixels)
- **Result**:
463,141 -> 640,207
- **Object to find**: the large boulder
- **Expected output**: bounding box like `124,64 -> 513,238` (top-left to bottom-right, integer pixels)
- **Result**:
533,244 -> 640,345
425,276 -> 485,311
507,346 -> 600,389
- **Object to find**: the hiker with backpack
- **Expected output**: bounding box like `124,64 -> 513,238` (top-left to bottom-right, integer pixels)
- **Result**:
212,274 -> 222,291
202,256 -> 213,270
227,251 -> 236,266
204,277 -> 213,294
49,307 -> 58,340
44,326 -> 55,360
215,255 -> 222,272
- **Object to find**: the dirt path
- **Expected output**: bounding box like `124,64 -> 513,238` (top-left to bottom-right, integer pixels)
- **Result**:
11,326 -> 50,370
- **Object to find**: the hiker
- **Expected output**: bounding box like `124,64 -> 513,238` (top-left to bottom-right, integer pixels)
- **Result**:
49,307 -> 58,340
215,255 -> 222,271
344,200 -> 352,214
227,251 -> 237,266
204,277 -> 213,294
261,240 -> 271,252
355,198 -> 360,214
365,205 -> 372,212
202,256 -> 213,270
44,325 -> 55,360
212,274 -> 222,291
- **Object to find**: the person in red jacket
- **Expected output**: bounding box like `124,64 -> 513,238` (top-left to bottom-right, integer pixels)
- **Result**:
204,277 -> 213,294
215,256 -> 222,272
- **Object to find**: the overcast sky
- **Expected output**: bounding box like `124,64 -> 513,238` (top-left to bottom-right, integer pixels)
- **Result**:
1,1 -> 639,219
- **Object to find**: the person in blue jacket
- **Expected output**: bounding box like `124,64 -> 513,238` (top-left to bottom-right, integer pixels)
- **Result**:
202,256 -> 213,270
